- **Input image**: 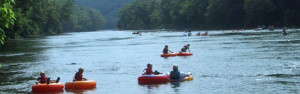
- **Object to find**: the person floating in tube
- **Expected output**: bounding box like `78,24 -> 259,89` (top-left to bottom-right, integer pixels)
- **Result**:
73,68 -> 87,81
282,27 -> 287,36
143,63 -> 161,75
162,45 -> 173,54
36,72 -> 60,84
169,65 -> 189,80
181,44 -> 190,52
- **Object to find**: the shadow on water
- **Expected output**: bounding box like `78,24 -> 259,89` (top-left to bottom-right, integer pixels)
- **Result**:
0,53 -> 46,63
0,39 -> 47,93
0,39 -> 45,53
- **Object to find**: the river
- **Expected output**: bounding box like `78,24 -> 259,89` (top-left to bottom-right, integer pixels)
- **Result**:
0,29 -> 299,93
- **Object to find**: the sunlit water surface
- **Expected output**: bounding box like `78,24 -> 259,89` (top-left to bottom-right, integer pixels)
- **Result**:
0,30 -> 300,93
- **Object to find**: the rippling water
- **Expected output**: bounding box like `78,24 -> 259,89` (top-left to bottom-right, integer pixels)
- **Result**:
0,29 -> 299,93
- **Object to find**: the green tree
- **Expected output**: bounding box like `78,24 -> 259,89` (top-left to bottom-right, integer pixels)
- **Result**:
0,0 -> 15,45
117,0 -> 300,30
244,0 -> 276,27
205,0 -> 230,29
76,0 -> 132,29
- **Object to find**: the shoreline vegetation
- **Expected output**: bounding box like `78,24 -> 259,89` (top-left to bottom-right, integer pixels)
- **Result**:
0,0 -> 105,45
117,0 -> 300,30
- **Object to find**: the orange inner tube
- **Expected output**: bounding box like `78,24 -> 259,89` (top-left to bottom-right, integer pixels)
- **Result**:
65,80 -> 97,89
160,53 -> 179,57
138,75 -> 169,85
177,52 -> 193,56
168,75 -> 194,82
32,82 -> 64,92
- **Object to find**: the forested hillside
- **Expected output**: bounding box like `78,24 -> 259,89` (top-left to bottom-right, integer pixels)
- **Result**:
117,0 -> 300,30
0,0 -> 105,45
76,0 -> 133,29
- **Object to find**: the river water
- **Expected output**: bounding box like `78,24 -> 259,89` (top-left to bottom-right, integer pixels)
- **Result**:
0,30 -> 299,93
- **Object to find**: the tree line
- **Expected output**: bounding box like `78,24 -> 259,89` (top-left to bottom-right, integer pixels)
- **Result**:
0,0 -> 105,45
76,0 -> 133,29
117,0 -> 300,30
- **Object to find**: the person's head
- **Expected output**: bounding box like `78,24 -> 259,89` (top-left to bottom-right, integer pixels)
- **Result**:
284,27 -> 287,29
40,72 -> 46,77
147,63 -> 153,69
185,44 -> 190,48
173,65 -> 178,71
79,68 -> 84,73
165,45 -> 168,48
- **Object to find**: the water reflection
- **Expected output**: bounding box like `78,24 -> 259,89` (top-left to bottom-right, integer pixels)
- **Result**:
171,82 -> 181,93
65,88 -> 97,94
139,84 -> 165,94
33,90 -> 64,94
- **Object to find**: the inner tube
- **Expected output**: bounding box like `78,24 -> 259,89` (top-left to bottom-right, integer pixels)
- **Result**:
201,33 -> 209,36
32,82 -> 64,92
177,52 -> 193,56
161,53 -> 179,57
138,75 -> 169,85
65,80 -> 97,89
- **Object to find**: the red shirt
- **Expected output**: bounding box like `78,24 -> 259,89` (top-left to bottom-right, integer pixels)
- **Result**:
75,72 -> 83,81
38,76 -> 48,83
144,68 -> 154,75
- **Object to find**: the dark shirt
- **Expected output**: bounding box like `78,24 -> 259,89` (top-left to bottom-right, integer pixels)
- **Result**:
181,45 -> 189,52
181,47 -> 186,52
170,70 -> 180,80
163,48 -> 168,54
74,72 -> 83,81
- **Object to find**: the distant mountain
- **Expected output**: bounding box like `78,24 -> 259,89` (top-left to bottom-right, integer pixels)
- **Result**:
76,0 -> 133,29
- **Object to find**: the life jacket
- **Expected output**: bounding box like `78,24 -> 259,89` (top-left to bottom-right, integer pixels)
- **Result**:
144,68 -> 153,75
75,72 -> 83,81
39,76 -> 48,83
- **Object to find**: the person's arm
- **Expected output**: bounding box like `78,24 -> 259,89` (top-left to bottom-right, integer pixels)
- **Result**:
150,70 -> 154,75
142,68 -> 146,75
73,73 -> 78,81
36,77 -> 40,84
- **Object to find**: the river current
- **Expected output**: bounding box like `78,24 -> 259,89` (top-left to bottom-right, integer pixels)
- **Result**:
0,29 -> 299,93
